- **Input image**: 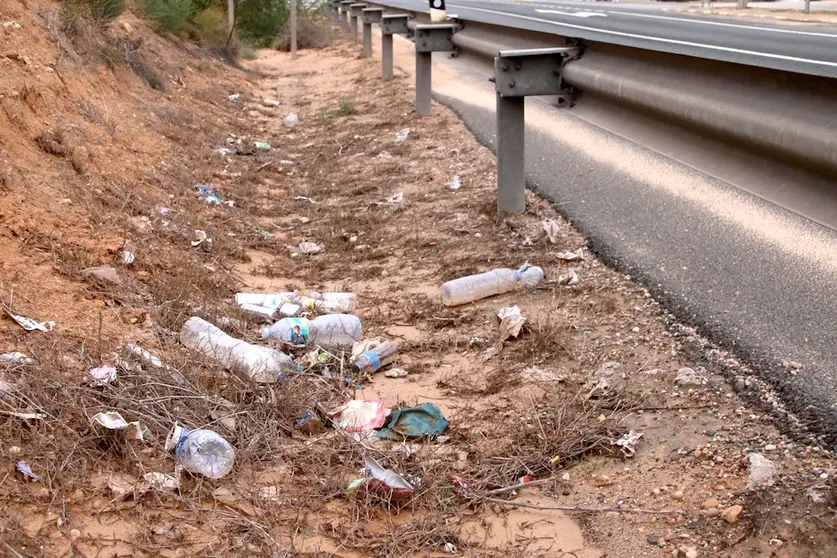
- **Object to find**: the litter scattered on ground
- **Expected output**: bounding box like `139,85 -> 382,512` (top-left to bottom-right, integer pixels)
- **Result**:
297,241 -> 322,255
121,250 -> 135,265
377,192 -> 403,205
89,366 -> 117,386
5,311 -> 54,332
0,352 -> 33,365
283,113 -> 299,127
384,368 -> 409,378
1,410 -> 47,421
90,411 -> 147,441
142,471 -> 181,491
520,366 -> 566,383
554,248 -> 584,261
586,361 -> 625,399
376,402 -> 448,440
613,430 -> 644,457
365,456 -> 414,490
195,184 -> 221,205
191,229 -> 212,248
674,366 -> 708,386
445,175 -> 461,190
82,266 -> 122,285
3,21 -> 22,30
347,456 -> 414,504
353,340 -> 397,373
394,128 -> 411,142
332,399 -> 388,431
441,264 -> 544,306
262,98 -> 281,107
167,424 -> 235,479
16,461 -> 39,482
279,159 -> 295,166
180,316 -> 299,382
227,93 -> 241,102
498,305 -> 527,340
557,268 -> 580,285
254,141 -> 272,151
542,219 -> 560,243
216,147 -> 233,156
747,452 -> 778,489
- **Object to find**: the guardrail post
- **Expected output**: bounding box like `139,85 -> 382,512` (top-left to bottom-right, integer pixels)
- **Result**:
381,14 -> 409,80
413,23 -> 458,115
361,8 -> 383,58
492,47 -> 579,213
496,95 -> 525,213
339,1 -> 353,30
349,4 -> 366,41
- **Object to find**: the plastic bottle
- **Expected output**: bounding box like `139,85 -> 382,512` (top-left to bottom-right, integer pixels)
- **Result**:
441,264 -> 544,306
235,292 -> 357,315
180,317 -> 300,383
353,341 -> 398,373
295,292 -> 358,314
261,314 -> 362,349
166,424 -> 235,479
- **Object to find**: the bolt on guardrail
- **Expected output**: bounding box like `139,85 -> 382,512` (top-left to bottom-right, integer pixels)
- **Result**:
413,23 -> 458,115
361,8 -> 384,58
492,47 -> 578,213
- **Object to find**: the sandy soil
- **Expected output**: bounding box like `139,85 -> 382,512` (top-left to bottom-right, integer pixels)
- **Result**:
0,3 -> 836,557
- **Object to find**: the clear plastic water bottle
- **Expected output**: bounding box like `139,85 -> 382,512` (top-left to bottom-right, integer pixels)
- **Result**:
261,314 -> 362,349
180,317 -> 300,383
353,341 -> 398,373
441,264 -> 544,306
166,424 -> 235,479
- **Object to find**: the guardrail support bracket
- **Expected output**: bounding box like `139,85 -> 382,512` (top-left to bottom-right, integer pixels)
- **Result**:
414,23 -> 458,115
361,8 -> 383,58
493,47 -> 579,213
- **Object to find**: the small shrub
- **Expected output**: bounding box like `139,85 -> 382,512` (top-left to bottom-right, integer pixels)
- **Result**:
63,0 -> 127,24
237,0 -> 288,48
139,0 -> 195,33
275,16 -> 331,51
87,0 -> 127,21
192,5 -> 229,49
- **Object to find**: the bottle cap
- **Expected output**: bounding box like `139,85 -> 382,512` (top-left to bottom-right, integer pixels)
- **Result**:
165,423 -> 188,453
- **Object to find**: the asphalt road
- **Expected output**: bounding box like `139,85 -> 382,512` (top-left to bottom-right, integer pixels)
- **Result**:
376,0 -> 837,76
430,84 -> 837,447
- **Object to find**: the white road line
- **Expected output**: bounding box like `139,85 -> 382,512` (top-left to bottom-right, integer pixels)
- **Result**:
451,5 -> 837,69
535,9 -> 607,18
617,11 -> 837,39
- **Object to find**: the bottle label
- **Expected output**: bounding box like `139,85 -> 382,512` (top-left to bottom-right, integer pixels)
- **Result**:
360,351 -> 381,372
513,263 -> 532,280
174,427 -> 190,457
286,318 -> 309,344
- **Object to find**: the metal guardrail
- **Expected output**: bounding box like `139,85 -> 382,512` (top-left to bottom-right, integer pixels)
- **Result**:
328,0 -> 837,213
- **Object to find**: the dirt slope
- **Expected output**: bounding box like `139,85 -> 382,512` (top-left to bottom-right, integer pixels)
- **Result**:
0,3 -> 835,557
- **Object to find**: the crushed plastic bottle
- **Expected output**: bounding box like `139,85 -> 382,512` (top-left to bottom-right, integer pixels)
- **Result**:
261,314 -> 362,349
297,292 -> 358,314
235,291 -> 357,315
441,264 -> 544,307
166,424 -> 235,479
353,341 -> 398,373
180,317 -> 300,382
